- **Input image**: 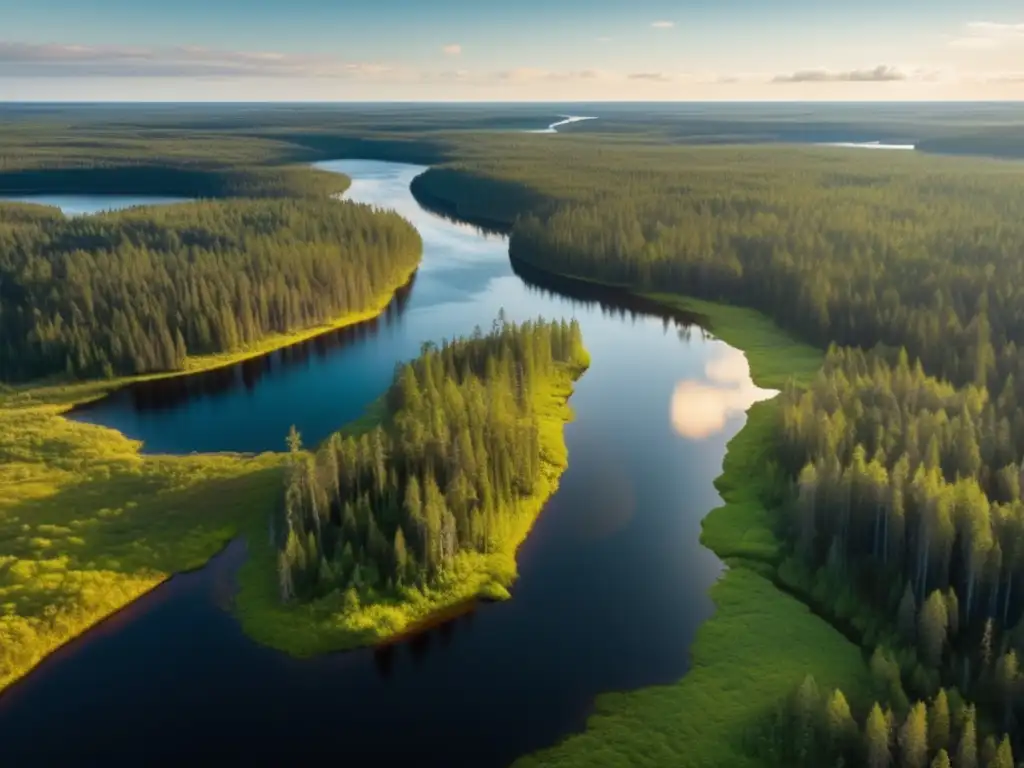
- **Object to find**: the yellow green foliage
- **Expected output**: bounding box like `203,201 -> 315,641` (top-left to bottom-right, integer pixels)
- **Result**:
0,279 -> 417,693
0,398 -> 287,693
234,363 -> 586,655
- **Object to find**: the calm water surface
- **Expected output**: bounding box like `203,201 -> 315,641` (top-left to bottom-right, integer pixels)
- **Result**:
0,194 -> 191,215
0,160 -> 775,767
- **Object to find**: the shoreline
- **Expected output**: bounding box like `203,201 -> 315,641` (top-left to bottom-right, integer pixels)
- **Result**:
232,360 -> 589,657
405,174 -> 872,765
510,271 -> 872,767
0,215 -> 422,694
3,258 -> 421,415
6,158 -> 864,767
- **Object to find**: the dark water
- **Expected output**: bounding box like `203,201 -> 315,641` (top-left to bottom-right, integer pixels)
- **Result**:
0,160 -> 775,767
0,194 -> 190,215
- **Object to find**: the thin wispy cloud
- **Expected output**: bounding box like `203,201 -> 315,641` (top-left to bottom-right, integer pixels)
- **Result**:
772,65 -> 907,83
595,36 -> 612,43
651,21 -> 675,29
949,21 -> 1024,49
628,72 -> 672,82
441,43 -> 462,56
0,41 -> 393,78
492,67 -> 612,84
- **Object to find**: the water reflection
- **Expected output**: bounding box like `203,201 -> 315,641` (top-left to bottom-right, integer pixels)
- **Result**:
4,160 -> 745,767
71,273 -> 416,421
510,255 -> 708,332
670,346 -> 779,439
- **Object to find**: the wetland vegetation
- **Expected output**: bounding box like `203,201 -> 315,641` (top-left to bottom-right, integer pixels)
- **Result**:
5,104 -> 1024,766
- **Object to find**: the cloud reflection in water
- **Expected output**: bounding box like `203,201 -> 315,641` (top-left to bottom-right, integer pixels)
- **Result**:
671,346 -> 779,439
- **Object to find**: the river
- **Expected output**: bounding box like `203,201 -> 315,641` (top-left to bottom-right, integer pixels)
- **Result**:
0,160 -> 775,766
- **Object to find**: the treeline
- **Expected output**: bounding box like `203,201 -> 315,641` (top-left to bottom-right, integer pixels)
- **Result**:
0,198 -> 420,381
276,315 -> 587,603
0,165 -> 350,199
754,674 -> 1014,768
507,155 -> 1024,395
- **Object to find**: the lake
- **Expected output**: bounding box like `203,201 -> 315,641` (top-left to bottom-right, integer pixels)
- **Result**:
0,194 -> 190,215
0,160 -> 775,766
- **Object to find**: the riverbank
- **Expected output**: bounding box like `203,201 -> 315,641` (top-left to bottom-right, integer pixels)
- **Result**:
233,357 -> 589,656
0,259 -> 420,695
478,265 -> 875,765
0,260 -> 420,413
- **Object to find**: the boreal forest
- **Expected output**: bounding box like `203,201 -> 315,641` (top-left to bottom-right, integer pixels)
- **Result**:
0,198 -> 420,381
9,102 -> 1024,766
410,143 -> 1024,765
277,316 -> 588,604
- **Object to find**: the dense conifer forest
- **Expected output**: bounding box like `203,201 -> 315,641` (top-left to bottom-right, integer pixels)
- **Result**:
276,316 -> 587,604
756,673 -> 1015,768
410,143 -> 1024,760
0,198 -> 421,381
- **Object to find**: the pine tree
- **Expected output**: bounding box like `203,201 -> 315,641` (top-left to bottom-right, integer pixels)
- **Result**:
988,736 -> 1013,768
866,703 -> 891,768
824,688 -> 856,755
956,705 -> 978,768
928,689 -> 951,753
919,590 -> 949,666
899,702 -> 928,768
393,528 -> 409,585
899,582 -> 918,644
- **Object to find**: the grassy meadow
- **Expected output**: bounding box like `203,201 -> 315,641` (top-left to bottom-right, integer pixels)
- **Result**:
0,399 -> 288,692
0,261 -> 420,694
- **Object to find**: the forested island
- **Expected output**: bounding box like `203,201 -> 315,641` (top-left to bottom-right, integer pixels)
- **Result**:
0,198 -> 421,381
236,315 -> 589,652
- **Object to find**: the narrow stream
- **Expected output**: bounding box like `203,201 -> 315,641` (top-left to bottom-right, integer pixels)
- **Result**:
0,160 -> 775,766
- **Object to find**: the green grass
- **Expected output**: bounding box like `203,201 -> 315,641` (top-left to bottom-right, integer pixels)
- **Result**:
0,265 -> 419,693
233,359 -> 589,655
516,568 -> 871,768
0,399 -> 288,693
515,294 -> 873,768
644,294 -> 823,390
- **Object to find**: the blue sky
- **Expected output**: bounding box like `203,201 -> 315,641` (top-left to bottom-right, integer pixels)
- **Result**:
1,0 -> 1022,100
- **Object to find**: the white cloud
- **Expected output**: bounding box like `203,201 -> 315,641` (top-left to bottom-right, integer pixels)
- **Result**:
441,43 -> 462,56
0,41 -> 393,79
651,21 -> 675,29
772,65 -> 907,83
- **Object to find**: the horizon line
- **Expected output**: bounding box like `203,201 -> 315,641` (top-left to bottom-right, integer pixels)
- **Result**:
2,99 -> 1024,106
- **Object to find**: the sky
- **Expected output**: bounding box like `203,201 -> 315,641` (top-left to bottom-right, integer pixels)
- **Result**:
1,0 -> 1022,101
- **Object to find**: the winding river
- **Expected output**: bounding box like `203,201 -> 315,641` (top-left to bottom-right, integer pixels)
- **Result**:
0,160 -> 775,766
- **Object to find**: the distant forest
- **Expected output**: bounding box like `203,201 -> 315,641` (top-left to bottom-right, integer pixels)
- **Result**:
0,198 -> 420,381
277,316 -> 587,602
